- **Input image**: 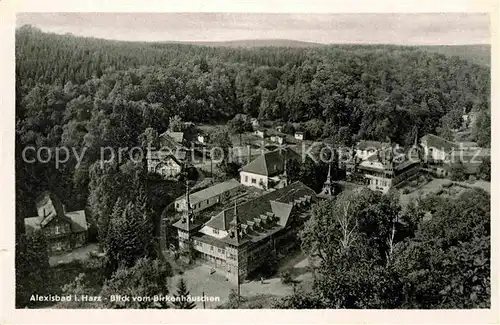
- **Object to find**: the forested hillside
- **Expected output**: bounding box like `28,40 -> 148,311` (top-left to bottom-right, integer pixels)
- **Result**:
15,25 -> 491,226
417,44 -> 491,67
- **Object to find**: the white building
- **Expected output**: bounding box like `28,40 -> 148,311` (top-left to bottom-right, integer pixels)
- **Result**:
420,134 -> 458,164
294,132 -> 305,141
174,179 -> 241,213
250,118 -> 260,129
239,148 -> 300,190
270,134 -> 285,145
255,129 -> 266,138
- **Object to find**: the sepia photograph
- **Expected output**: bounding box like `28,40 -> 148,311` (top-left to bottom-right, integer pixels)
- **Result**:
5,2 -> 495,319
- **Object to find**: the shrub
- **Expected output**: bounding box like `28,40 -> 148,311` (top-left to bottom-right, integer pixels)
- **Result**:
468,175 -> 477,183
410,180 -> 418,187
402,188 -> 411,194
280,270 -> 293,285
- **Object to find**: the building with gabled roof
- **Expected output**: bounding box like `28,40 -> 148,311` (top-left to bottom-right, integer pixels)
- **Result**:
174,179 -> 242,213
23,192 -> 88,254
355,140 -> 390,160
347,143 -> 421,193
420,134 -> 459,163
172,181 -> 317,283
239,147 -> 301,190
146,150 -> 184,179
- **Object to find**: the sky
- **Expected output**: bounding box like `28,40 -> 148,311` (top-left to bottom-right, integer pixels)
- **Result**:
16,12 -> 490,45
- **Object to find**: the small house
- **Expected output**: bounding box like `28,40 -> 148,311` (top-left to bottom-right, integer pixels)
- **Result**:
255,128 -> 266,138
250,118 -> 260,129
294,132 -> 305,141
270,133 -> 285,145
147,150 -> 184,179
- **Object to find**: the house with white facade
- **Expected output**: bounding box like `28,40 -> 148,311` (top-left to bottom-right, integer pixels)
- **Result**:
294,132 -> 305,141
254,128 -> 266,138
420,134 -> 458,164
239,147 -> 300,190
347,145 -> 421,194
270,133 -> 285,145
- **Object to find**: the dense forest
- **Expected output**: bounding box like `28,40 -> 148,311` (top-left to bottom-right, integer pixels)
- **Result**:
14,25 -> 491,310
15,24 -> 491,227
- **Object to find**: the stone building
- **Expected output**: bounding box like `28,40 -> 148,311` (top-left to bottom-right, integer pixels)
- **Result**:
172,181 -> 317,283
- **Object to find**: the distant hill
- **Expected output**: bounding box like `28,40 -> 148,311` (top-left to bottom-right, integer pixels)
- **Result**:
170,39 -> 324,48
172,39 -> 491,67
415,44 -> 490,67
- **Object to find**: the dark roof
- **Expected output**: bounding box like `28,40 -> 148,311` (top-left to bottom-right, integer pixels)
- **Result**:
421,134 -> 458,153
206,181 -> 316,232
240,147 -> 300,176
147,150 -> 184,165
172,215 -> 203,232
357,140 -> 389,150
192,233 -> 226,249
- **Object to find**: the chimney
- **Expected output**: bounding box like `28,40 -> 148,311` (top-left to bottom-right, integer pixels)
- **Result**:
247,145 -> 251,164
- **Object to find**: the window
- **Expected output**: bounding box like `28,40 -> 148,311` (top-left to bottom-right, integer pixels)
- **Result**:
251,178 -> 257,184
52,241 -> 62,251
245,176 -> 248,183
210,246 -> 214,251
218,248 -> 222,253
206,199 -> 209,204
176,203 -> 179,208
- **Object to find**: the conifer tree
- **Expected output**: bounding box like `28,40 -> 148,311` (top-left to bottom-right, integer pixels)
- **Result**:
172,278 -> 196,309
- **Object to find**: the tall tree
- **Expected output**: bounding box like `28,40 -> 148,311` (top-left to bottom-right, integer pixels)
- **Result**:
172,278 -> 196,309
100,258 -> 172,309
15,231 -> 51,308
105,188 -> 155,273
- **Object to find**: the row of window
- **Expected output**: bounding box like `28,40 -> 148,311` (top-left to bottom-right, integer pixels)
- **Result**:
48,224 -> 71,236
176,198 -> 219,210
194,240 -> 226,255
372,178 -> 389,187
244,176 -> 258,184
